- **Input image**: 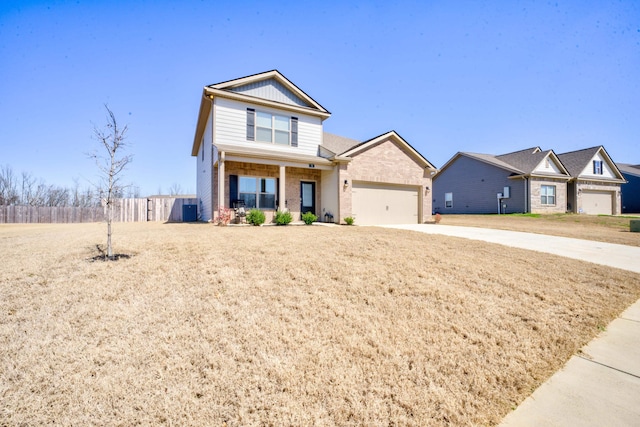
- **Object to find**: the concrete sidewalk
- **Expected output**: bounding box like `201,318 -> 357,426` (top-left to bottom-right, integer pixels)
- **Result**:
381,224 -> 640,426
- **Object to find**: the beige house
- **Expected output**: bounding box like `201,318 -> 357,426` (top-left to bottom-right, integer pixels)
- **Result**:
191,70 -> 436,225
558,146 -> 626,215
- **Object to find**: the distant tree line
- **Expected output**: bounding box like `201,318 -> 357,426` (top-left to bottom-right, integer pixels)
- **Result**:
0,164 -> 140,207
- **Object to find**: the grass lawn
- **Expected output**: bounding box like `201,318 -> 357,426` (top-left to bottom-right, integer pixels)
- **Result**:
437,213 -> 640,247
1,222 -> 639,426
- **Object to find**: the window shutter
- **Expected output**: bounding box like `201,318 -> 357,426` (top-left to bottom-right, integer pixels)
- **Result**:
593,160 -> 597,174
291,117 -> 298,147
246,109 -> 255,141
229,175 -> 238,207
276,178 -> 280,209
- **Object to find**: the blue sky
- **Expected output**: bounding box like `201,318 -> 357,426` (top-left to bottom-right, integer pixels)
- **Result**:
1,0 -> 639,196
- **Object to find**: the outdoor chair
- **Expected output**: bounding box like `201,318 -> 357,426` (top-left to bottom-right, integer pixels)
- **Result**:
232,200 -> 246,224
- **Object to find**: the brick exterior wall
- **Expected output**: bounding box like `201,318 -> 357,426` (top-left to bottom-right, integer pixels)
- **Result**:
575,181 -> 621,215
222,161 -> 321,222
529,177 -> 567,213
339,138 -> 432,223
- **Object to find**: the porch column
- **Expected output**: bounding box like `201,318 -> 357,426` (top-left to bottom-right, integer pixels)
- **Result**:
218,151 -> 225,211
279,165 -> 286,211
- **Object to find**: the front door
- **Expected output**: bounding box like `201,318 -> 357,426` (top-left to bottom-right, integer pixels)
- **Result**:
300,181 -> 316,215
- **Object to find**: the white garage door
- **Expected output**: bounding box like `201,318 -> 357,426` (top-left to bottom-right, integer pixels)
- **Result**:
352,182 -> 419,225
581,191 -> 612,215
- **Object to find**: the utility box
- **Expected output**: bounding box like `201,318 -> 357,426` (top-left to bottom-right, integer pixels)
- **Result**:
631,220 -> 640,233
182,204 -> 197,222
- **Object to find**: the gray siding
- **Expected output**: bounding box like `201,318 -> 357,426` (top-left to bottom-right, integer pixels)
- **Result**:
229,78 -> 308,107
621,172 -> 640,213
433,155 -> 526,214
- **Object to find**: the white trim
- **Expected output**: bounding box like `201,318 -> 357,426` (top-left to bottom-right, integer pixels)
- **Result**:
342,131 -> 436,170
210,70 -> 329,114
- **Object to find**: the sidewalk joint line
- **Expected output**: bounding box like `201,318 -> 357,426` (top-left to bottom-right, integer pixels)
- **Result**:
619,317 -> 640,324
577,355 -> 640,379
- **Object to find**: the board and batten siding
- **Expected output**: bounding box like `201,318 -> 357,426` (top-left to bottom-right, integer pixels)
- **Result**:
433,155 -> 526,214
579,152 -> 618,179
214,97 -> 322,156
196,113 -> 213,221
533,157 -> 563,174
228,78 -> 308,107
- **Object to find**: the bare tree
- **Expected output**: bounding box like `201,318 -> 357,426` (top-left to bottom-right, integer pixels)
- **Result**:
89,105 -> 133,260
125,185 -> 141,199
169,183 -> 183,196
0,165 -> 19,205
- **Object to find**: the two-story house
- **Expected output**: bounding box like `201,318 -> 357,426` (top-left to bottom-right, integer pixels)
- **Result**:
191,70 -> 436,225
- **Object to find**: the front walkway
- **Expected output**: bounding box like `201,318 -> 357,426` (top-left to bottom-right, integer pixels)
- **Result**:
381,224 -> 640,426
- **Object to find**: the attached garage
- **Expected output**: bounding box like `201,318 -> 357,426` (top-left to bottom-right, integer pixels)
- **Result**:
581,191 -> 613,215
352,182 -> 419,225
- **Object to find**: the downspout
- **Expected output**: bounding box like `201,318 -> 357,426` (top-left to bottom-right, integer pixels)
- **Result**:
210,95 -> 215,220
524,177 -> 529,213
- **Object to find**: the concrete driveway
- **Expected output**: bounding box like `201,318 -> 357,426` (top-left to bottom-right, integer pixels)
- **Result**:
382,224 -> 640,273
381,224 -> 640,426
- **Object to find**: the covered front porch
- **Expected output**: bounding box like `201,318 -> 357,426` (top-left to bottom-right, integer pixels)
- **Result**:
212,146 -> 339,223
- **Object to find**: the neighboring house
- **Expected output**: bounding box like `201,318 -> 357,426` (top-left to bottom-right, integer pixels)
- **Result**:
191,70 -> 436,225
557,147 -> 626,215
433,147 -> 571,214
616,163 -> 640,214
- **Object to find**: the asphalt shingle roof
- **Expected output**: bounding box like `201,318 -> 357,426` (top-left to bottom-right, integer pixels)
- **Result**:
321,132 -> 361,155
497,147 -> 551,174
617,163 -> 640,177
556,147 -> 601,177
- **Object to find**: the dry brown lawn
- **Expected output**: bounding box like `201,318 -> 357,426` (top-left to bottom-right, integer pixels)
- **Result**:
1,222 -> 639,426
438,213 -> 640,247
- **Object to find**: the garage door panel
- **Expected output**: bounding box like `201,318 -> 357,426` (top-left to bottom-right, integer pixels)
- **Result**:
352,182 -> 418,225
581,191 -> 612,215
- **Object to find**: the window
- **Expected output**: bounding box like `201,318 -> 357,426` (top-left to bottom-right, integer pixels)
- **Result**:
445,192 -> 453,208
247,108 -> 298,146
541,185 -> 556,205
593,160 -> 603,175
238,177 -> 276,209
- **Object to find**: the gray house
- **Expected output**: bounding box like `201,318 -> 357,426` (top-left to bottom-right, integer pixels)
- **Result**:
556,146 -> 626,215
433,147 -> 570,214
618,163 -> 640,213
434,145 -> 626,215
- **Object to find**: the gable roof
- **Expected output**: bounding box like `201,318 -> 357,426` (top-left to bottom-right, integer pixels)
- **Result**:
617,163 -> 640,177
496,147 -> 543,172
557,146 -> 625,180
436,147 -> 570,178
207,70 -> 330,115
340,130 -> 437,171
192,70 -> 330,156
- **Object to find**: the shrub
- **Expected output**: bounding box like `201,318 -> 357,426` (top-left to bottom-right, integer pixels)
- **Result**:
344,216 -> 354,225
301,212 -> 317,225
246,209 -> 266,226
275,210 -> 293,225
217,208 -> 232,226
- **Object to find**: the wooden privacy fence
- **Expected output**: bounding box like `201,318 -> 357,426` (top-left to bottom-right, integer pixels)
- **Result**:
0,197 -> 198,224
